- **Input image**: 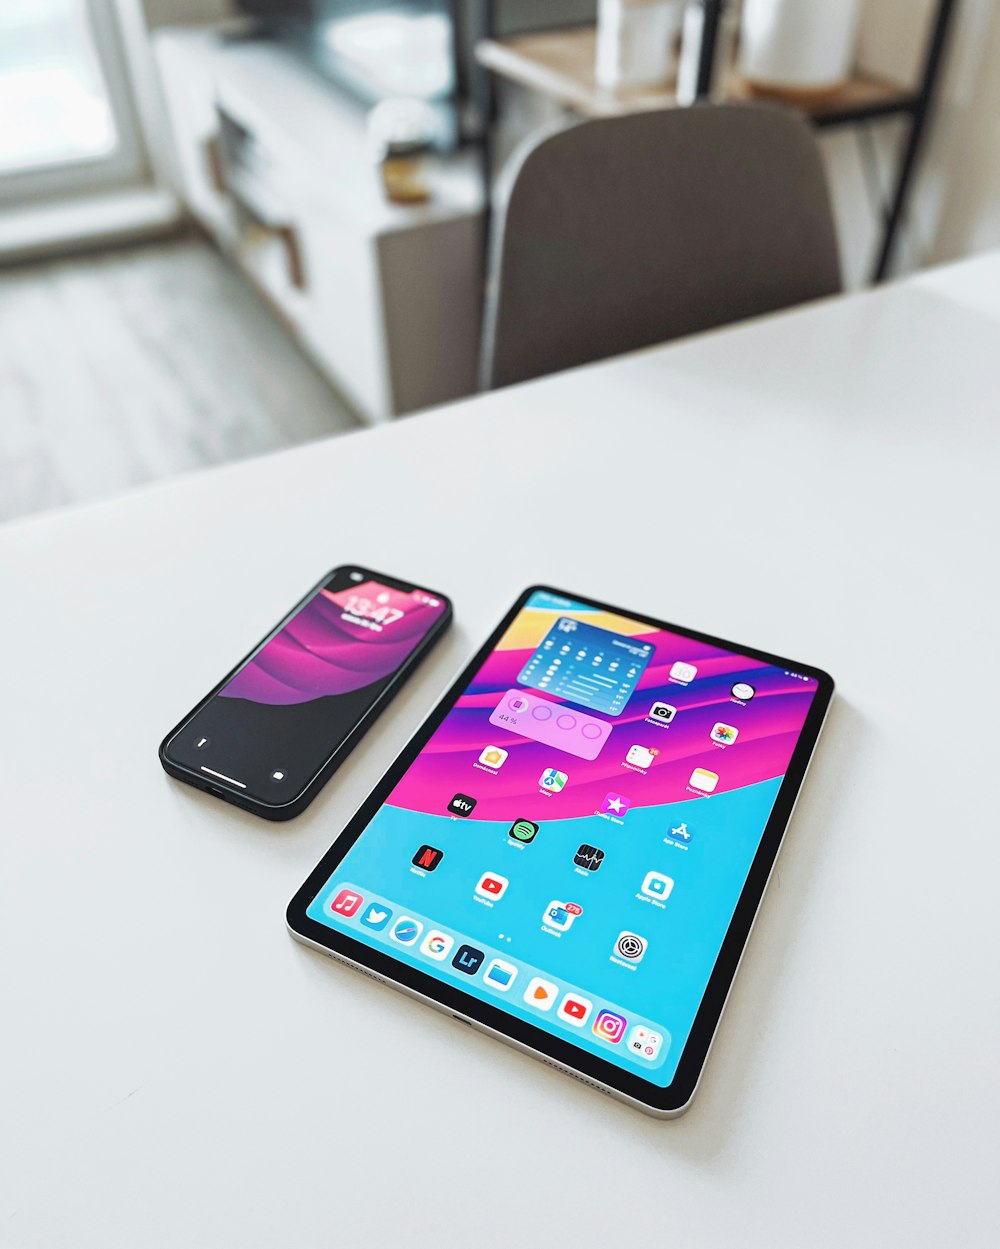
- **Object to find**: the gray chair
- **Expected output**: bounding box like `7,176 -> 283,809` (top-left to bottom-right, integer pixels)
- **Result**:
480,103 -> 842,390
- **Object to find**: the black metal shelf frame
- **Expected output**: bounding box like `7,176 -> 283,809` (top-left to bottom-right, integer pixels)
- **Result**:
477,0 -> 959,284
695,0 -> 959,282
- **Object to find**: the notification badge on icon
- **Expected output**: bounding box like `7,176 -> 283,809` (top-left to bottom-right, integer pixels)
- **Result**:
542,900 -> 582,931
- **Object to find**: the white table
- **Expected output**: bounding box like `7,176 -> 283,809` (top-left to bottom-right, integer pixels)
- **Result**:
3,253 -> 998,1248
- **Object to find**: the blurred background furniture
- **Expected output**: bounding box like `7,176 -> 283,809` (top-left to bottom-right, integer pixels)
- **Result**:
154,25 -> 484,424
476,0 -> 958,281
3,0 -> 998,525
481,103 -> 841,390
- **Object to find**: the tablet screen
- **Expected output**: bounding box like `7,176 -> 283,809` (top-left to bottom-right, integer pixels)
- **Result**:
305,590 -> 820,1087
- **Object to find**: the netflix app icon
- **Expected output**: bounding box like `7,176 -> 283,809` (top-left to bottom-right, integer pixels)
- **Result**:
412,845 -> 444,872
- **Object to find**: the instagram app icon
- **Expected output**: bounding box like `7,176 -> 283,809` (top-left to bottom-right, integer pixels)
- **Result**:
592,1010 -> 628,1044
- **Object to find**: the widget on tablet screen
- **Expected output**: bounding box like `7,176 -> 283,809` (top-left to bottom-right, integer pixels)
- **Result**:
517,617 -> 654,715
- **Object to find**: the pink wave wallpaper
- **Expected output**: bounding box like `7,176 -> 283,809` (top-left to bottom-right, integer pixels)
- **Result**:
386,601 -> 817,822
220,581 -> 445,705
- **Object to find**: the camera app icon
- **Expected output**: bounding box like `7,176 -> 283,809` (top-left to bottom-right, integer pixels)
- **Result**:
648,701 -> 677,724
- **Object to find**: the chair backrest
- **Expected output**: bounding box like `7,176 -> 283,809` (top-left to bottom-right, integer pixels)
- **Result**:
480,103 -> 842,390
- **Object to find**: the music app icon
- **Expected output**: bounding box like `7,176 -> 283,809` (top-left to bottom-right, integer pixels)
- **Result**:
329,888 -> 363,918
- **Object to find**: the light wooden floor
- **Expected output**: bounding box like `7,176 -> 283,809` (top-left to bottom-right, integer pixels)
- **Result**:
0,235 -> 362,524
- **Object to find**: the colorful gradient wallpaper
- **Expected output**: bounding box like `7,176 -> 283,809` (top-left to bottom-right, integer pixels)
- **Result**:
221,581 -> 446,705
310,590 -> 819,1087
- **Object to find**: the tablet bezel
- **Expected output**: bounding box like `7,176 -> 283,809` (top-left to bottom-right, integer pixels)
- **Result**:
287,585 -> 834,1115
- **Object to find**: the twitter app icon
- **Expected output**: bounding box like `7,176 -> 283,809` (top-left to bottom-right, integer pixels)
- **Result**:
360,903 -> 393,931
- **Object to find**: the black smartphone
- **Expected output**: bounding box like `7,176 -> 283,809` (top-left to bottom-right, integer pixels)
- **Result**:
159,566 -> 452,820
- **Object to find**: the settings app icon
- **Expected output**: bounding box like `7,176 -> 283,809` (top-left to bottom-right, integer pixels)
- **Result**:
614,931 -> 647,963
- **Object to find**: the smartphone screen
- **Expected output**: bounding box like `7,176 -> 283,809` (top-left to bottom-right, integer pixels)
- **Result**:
162,568 -> 450,810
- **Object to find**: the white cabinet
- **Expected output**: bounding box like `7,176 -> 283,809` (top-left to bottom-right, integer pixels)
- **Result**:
153,27 -> 484,423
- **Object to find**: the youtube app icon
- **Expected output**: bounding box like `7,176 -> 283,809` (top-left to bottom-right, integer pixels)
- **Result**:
557,994 -> 593,1027
475,871 -> 509,901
